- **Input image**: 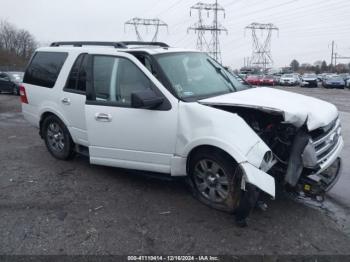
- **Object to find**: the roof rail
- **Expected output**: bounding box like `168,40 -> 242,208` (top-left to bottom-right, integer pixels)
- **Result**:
121,41 -> 169,48
50,41 -> 127,48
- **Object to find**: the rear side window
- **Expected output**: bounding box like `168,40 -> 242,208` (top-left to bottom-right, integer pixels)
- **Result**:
23,51 -> 68,88
65,53 -> 88,93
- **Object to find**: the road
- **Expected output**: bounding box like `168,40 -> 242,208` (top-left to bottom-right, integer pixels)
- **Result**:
1,87 -> 350,255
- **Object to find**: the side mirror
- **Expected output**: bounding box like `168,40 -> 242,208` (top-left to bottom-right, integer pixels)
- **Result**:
131,89 -> 164,109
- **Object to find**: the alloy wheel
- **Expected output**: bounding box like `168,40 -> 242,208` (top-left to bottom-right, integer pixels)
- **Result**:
193,159 -> 230,203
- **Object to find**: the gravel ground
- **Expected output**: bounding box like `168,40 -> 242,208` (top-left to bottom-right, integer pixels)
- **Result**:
1,87 -> 350,255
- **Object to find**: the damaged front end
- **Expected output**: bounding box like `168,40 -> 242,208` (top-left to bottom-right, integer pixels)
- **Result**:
209,105 -> 344,200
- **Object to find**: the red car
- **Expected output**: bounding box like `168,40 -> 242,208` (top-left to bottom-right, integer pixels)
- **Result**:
245,75 -> 261,85
260,75 -> 277,86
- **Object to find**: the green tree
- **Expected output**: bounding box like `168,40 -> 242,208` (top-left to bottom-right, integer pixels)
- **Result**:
290,59 -> 300,72
321,61 -> 328,73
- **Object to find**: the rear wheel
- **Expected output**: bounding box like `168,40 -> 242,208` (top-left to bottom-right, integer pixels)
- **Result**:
42,115 -> 74,160
189,149 -> 242,213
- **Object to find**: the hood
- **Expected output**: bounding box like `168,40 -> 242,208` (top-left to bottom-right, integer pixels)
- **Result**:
200,87 -> 338,131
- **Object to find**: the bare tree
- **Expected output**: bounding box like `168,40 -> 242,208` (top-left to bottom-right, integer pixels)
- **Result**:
0,20 -> 38,70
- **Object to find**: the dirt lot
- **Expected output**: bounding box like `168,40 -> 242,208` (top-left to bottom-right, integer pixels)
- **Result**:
1,87 -> 350,255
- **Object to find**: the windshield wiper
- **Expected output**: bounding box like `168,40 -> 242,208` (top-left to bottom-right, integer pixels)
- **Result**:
207,59 -> 237,92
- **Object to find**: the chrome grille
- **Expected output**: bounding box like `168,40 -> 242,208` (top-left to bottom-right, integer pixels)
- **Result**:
311,118 -> 342,165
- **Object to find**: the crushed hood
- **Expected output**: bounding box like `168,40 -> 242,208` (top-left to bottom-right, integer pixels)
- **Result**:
200,87 -> 338,131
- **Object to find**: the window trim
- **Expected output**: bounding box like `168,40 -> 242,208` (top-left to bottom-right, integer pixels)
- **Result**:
85,54 -> 171,111
23,51 -> 68,88
63,53 -> 87,95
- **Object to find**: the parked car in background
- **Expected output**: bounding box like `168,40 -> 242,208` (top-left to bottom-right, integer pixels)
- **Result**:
323,76 -> 345,89
279,74 -> 301,86
0,71 -> 24,95
245,75 -> 261,85
260,75 -> 277,86
301,73 -> 318,88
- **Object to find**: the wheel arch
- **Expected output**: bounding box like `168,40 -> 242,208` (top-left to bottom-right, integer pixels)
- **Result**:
39,111 -> 72,140
185,144 -> 244,175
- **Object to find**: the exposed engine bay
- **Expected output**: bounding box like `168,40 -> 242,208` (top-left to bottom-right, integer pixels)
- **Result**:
212,105 -> 343,201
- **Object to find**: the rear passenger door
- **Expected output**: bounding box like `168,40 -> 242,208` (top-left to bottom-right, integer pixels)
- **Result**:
84,53 -> 178,174
60,54 -> 89,146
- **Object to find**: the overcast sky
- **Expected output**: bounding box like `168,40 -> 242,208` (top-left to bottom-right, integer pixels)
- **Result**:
1,0 -> 349,68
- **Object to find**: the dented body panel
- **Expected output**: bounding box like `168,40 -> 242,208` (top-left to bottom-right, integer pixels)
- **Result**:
200,87 -> 338,131
173,102 -> 276,197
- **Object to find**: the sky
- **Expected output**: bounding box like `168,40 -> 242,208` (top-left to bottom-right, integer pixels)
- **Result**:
1,0 -> 350,69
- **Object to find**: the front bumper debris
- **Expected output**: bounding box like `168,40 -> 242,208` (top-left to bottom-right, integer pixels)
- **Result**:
299,157 -> 342,199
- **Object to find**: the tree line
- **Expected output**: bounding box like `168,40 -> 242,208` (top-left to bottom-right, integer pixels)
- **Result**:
290,59 -> 350,74
0,20 -> 38,71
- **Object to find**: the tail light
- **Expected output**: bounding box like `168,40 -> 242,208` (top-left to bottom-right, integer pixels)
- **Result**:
19,85 -> 28,104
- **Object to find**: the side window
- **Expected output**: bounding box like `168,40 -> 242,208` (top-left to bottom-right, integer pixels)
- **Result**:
23,52 -> 68,88
92,56 -> 153,106
65,54 -> 87,93
66,55 -> 83,90
77,55 -> 88,92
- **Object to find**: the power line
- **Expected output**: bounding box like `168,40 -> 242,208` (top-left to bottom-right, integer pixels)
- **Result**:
188,1 -> 228,62
124,18 -> 168,42
245,22 -> 279,69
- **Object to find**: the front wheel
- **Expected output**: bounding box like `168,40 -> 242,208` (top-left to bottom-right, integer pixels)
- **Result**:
189,149 -> 242,213
42,115 -> 75,160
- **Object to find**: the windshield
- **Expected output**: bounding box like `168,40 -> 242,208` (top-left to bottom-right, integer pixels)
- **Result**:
282,74 -> 293,78
156,52 -> 250,100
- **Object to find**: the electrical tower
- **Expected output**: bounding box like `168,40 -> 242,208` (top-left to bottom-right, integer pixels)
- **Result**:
125,18 -> 168,42
188,1 -> 228,62
245,23 -> 279,69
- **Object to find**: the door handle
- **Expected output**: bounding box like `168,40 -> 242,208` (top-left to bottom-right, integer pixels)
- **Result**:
95,113 -> 112,122
61,97 -> 71,105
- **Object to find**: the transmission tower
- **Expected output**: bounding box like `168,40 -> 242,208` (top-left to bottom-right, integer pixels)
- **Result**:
125,18 -> 168,42
245,23 -> 279,69
188,1 -> 228,62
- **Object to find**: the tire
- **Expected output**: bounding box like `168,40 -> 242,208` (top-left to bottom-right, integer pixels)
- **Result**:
189,149 -> 242,213
42,115 -> 75,160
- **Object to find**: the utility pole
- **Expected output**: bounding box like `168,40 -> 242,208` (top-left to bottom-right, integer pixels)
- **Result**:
330,40 -> 335,67
188,1 -> 228,62
125,18 -> 168,42
245,23 -> 279,70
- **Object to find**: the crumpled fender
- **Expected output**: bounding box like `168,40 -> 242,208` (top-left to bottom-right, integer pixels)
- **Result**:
240,162 -> 276,198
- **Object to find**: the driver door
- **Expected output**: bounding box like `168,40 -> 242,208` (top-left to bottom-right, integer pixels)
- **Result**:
84,53 -> 178,174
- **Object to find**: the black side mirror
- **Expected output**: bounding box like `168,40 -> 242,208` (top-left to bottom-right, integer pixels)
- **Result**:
131,89 -> 164,109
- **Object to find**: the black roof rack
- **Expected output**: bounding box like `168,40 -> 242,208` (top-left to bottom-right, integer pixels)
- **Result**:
50,41 -> 170,49
121,41 -> 169,48
50,41 -> 127,48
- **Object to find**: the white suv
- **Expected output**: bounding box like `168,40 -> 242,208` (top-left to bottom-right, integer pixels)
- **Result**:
21,42 -> 343,224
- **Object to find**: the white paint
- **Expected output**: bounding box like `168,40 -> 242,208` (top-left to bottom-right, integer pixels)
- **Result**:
201,87 -> 338,131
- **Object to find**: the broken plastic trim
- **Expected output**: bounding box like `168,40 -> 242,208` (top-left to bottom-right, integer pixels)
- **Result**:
240,162 -> 275,198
